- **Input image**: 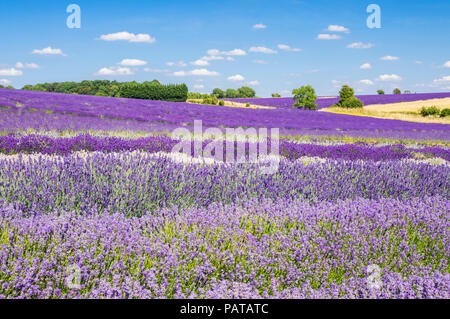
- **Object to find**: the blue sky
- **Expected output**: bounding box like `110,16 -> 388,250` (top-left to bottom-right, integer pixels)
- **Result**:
1,0 -> 450,96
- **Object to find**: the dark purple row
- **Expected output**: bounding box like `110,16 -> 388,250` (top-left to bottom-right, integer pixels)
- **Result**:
1,134 -> 448,161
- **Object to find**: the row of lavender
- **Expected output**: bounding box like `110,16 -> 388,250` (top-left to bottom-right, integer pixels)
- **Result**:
1,89 -> 449,141
1,134 -> 449,161
1,152 -> 448,217
225,92 -> 450,109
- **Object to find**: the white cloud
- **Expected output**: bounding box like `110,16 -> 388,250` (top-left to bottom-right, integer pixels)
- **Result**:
360,63 -> 372,70
327,25 -> 350,33
223,49 -> 247,56
433,76 -> 450,84
360,79 -> 374,85
206,48 -> 246,57
207,49 -> 221,56
249,46 -> 277,54
201,55 -> 224,61
173,69 -> 220,77
317,34 -> 341,40
443,61 -> 450,68
248,80 -> 260,86
415,61 -> 423,65
226,57 -> 234,61
253,60 -> 268,65
0,79 -> 12,85
191,59 -> 210,66
278,44 -> 302,52
381,55 -> 399,61
166,61 -> 187,67
253,23 -> 267,30
377,74 -> 402,81
0,68 -> 23,76
95,67 -> 134,76
118,59 -> 147,66
228,74 -> 245,82
32,46 -> 66,56
99,31 -> 156,43
347,42 -> 374,49
193,84 -> 205,89
15,62 -> 40,69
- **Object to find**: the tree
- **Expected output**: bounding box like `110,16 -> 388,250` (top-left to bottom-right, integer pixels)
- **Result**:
335,85 -> 355,107
393,88 -> 401,95
272,93 -> 281,97
292,85 -> 318,110
377,90 -> 385,95
404,90 -> 411,94
212,88 -> 225,98
237,86 -> 256,98
225,89 -> 239,98
339,85 -> 355,101
341,97 -> 364,108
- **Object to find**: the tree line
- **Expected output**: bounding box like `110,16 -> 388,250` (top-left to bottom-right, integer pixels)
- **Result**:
20,80 -> 188,102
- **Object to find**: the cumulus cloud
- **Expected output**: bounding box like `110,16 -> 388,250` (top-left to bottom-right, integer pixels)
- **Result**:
193,84 -> 205,89
0,68 -> 23,76
99,31 -> 156,43
166,61 -> 187,67
0,79 -> 12,85
173,69 -> 220,77
359,79 -> 374,85
201,55 -> 224,62
444,61 -> 450,68
191,59 -> 210,66
327,25 -> 350,33
248,80 -> 260,86
95,67 -> 134,76
433,76 -> 450,83
228,74 -> 245,82
249,46 -> 277,54
32,47 -> 66,56
317,34 -> 341,40
347,42 -> 374,49
360,63 -> 372,70
15,62 -> 40,69
253,23 -> 267,30
118,59 -> 147,66
278,44 -> 302,52
207,48 -> 247,56
381,56 -> 399,61
377,74 -> 402,81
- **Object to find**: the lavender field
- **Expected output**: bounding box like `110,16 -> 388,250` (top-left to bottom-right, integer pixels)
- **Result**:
0,88 -> 449,299
225,92 -> 450,109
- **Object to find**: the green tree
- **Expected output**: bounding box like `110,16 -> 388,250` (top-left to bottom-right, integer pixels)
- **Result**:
272,93 -> 281,97
212,88 -> 225,98
393,88 -> 401,95
292,85 -> 318,110
237,86 -> 256,98
377,90 -> 385,95
225,89 -> 239,98
335,85 -> 355,107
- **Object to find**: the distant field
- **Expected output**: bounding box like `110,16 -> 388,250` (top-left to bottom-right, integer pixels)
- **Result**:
225,92 -> 450,109
322,97 -> 450,124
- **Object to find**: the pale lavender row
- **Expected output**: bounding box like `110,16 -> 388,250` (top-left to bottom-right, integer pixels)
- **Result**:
0,196 -> 448,299
1,89 -> 449,136
225,92 -> 450,109
1,152 -> 448,217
